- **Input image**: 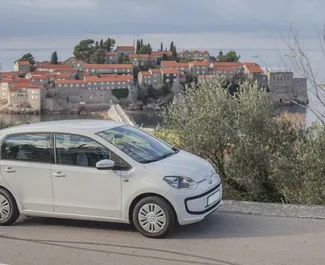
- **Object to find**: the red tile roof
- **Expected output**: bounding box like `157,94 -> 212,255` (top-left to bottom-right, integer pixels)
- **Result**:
0,71 -> 23,77
212,62 -> 242,67
161,61 -> 177,67
129,54 -> 156,59
16,61 -> 30,65
83,64 -> 133,69
139,71 -> 151,76
116,46 -> 134,51
161,68 -> 179,75
105,52 -> 118,56
150,69 -> 162,73
191,61 -> 209,66
243,63 -> 263,73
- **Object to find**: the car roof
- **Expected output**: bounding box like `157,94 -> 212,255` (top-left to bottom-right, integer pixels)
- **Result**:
0,119 -> 125,135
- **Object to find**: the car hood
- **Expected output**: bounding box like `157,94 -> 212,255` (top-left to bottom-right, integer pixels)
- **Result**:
143,150 -> 213,182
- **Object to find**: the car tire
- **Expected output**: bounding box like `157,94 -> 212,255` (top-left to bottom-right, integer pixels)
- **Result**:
0,188 -> 20,226
132,196 -> 176,238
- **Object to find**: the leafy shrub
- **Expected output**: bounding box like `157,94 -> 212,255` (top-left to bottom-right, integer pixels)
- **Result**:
158,76 -> 325,204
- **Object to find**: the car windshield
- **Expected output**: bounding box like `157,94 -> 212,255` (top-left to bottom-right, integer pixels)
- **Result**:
96,125 -> 178,163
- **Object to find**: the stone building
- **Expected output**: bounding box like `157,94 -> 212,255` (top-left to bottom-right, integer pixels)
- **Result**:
104,52 -> 118,64
82,64 -> 133,75
115,46 -> 135,56
190,60 -> 210,76
14,61 -> 31,73
179,50 -> 210,61
129,54 -> 157,67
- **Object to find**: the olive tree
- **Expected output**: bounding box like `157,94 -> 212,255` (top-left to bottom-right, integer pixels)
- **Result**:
160,76 -> 305,202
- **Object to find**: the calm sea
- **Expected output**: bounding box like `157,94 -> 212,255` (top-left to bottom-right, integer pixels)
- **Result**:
1,48 -> 324,126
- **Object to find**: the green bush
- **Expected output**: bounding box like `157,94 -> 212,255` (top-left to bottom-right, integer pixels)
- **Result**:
158,75 -> 325,205
112,88 -> 129,99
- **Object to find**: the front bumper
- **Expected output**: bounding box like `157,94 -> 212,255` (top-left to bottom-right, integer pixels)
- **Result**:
166,181 -> 223,225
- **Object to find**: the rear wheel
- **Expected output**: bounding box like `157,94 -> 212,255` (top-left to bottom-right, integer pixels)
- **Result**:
132,196 -> 176,238
0,188 -> 20,226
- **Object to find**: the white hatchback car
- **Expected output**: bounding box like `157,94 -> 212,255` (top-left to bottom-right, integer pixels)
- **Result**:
0,120 -> 223,238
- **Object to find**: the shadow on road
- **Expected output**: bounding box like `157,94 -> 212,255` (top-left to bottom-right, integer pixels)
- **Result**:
12,212 -> 325,240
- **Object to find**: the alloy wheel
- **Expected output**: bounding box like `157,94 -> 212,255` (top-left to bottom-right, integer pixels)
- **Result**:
138,203 -> 167,234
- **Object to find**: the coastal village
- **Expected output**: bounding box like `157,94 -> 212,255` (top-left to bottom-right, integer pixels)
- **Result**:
0,41 -> 308,115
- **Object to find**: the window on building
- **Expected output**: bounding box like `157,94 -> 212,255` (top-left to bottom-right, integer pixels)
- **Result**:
1,133 -> 52,163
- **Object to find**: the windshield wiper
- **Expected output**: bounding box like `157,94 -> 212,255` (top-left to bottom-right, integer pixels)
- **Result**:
142,151 -> 176,164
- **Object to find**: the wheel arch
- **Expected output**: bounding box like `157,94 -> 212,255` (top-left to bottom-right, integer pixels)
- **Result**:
128,193 -> 178,225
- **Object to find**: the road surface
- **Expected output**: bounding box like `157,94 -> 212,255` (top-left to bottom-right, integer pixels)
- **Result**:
0,212 -> 324,265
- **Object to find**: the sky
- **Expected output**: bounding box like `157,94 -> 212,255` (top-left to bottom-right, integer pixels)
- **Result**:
0,0 -> 324,49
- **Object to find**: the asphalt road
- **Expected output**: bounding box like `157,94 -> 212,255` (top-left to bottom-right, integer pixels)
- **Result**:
0,212 -> 324,265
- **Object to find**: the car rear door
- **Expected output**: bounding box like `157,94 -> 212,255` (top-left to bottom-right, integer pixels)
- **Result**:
0,133 -> 54,212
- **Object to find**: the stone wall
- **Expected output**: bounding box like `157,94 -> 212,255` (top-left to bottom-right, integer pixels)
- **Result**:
107,104 -> 136,126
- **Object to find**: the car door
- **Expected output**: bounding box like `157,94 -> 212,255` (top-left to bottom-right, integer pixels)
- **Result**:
0,133 -> 54,212
51,133 -> 125,218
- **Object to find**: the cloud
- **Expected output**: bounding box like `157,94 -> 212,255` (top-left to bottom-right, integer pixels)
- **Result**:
0,0 -> 324,47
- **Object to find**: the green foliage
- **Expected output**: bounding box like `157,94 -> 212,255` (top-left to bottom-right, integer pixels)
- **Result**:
16,53 -> 35,65
160,42 -> 163,52
159,76 -> 325,205
112,88 -> 129,99
73,38 -> 116,62
50,51 -> 58,64
217,50 -> 240,62
169,41 -> 174,52
89,49 -> 106,64
136,39 -> 152,54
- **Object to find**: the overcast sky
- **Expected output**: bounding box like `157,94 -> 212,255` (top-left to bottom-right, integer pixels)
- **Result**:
0,0 -> 324,49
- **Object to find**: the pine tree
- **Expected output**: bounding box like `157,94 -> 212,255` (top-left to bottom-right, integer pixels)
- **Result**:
50,51 -> 58,64
169,41 -> 174,52
173,45 -> 177,57
136,40 -> 141,54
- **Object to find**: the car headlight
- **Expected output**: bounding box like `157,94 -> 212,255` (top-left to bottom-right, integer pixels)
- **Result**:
163,176 -> 198,189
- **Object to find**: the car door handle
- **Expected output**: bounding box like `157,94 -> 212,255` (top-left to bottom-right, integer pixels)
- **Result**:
53,172 -> 66,178
4,167 -> 15,173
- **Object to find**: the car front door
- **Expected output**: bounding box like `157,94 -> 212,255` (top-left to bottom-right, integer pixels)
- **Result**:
0,133 -> 54,212
51,133 -> 125,218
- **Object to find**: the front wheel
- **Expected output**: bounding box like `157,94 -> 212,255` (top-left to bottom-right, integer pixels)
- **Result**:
132,196 -> 176,238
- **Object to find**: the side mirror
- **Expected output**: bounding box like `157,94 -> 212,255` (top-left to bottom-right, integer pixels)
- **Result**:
96,159 -> 115,170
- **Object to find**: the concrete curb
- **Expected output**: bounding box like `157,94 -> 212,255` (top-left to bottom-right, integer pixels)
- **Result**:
220,200 -> 325,220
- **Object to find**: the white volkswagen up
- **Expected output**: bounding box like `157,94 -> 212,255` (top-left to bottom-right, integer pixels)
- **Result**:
0,120 -> 223,238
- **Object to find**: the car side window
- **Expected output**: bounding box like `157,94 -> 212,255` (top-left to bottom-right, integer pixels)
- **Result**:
55,134 -> 130,169
1,133 -> 52,163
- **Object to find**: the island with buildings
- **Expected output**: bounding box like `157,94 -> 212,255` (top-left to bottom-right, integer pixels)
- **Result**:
0,42 -> 308,115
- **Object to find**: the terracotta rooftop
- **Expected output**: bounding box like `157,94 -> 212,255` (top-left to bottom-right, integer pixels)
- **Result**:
150,69 -> 162,73
161,60 -> 177,66
83,64 -> 133,69
16,61 -> 30,65
105,52 -> 118,56
37,64 -> 73,69
161,68 -> 179,75
139,71 -> 151,76
0,71 -> 22,77
243,62 -> 263,73
191,61 -> 209,66
212,62 -> 242,67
